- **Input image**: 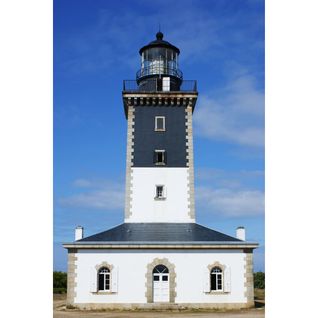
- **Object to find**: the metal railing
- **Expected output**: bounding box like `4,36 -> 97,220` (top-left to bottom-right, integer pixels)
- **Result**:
136,66 -> 183,80
123,79 -> 197,92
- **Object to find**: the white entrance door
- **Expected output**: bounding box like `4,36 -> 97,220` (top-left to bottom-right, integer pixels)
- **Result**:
153,273 -> 169,302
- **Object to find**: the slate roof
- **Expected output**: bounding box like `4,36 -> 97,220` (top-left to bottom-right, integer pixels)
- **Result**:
76,223 -> 242,243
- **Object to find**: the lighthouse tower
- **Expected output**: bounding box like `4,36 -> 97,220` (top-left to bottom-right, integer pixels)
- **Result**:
123,31 -> 198,223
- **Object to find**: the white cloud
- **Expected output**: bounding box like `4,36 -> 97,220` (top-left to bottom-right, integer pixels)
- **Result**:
196,186 -> 264,217
59,178 -> 124,210
72,178 -> 94,188
196,168 -> 264,189
194,74 -> 264,147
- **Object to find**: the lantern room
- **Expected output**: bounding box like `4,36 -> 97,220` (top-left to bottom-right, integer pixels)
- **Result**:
136,32 -> 183,91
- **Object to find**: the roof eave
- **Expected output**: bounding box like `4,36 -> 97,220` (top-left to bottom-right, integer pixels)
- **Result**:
63,241 -> 259,250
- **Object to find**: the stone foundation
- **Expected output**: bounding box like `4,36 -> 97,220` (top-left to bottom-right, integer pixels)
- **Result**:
69,302 -> 254,310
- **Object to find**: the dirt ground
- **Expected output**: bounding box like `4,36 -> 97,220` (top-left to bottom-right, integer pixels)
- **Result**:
53,292 -> 265,318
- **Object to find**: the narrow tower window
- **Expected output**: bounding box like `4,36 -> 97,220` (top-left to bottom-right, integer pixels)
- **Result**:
155,185 -> 165,199
154,150 -> 166,165
155,116 -> 165,131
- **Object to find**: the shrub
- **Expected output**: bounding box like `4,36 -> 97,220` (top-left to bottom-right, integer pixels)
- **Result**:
53,287 -> 67,294
254,271 -> 265,289
53,271 -> 67,290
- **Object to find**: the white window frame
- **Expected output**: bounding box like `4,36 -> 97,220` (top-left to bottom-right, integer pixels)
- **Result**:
211,267 -> 223,292
155,185 -> 166,200
155,116 -> 165,131
155,149 -> 166,165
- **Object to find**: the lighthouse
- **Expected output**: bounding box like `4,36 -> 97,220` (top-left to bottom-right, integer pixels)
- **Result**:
123,31 -> 197,223
63,32 -> 258,310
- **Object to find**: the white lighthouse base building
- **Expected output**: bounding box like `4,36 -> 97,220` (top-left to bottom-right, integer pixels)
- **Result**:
64,223 -> 257,310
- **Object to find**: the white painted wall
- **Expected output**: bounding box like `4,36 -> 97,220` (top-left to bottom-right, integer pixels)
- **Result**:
127,167 -> 193,223
74,249 -> 246,304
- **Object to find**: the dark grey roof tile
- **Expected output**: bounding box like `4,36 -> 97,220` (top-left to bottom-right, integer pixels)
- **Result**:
77,223 -> 241,243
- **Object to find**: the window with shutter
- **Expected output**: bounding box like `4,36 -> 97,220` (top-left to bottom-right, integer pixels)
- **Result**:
211,267 -> 223,291
154,150 -> 166,165
98,267 -> 111,291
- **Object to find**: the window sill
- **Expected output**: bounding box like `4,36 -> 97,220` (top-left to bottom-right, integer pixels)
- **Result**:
155,129 -> 166,132
205,291 -> 230,295
92,291 -> 117,295
155,163 -> 166,166
154,197 -> 166,201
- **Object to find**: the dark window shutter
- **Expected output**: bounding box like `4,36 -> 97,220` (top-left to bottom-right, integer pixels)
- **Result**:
164,151 -> 167,164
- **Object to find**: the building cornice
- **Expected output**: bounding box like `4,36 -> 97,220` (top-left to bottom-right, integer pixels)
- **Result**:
63,242 -> 258,250
122,93 -> 198,118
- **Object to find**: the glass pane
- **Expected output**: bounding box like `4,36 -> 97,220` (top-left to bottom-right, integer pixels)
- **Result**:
211,275 -> 216,290
153,265 -> 169,273
98,274 -> 104,290
105,274 -> 110,290
153,275 -> 159,281
212,267 -> 222,273
156,186 -> 163,197
217,275 -> 222,289
162,275 -> 168,281
156,118 -> 164,130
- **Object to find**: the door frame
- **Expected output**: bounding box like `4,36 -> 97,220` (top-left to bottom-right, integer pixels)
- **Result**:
145,258 -> 176,303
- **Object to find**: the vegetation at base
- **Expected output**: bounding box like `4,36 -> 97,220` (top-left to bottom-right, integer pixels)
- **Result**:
53,287 -> 67,294
254,271 -> 265,289
54,271 -> 67,293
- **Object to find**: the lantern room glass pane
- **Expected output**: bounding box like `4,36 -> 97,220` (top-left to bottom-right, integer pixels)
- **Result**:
142,48 -> 178,77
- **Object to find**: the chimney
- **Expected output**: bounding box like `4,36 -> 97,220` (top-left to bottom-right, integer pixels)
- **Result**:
236,226 -> 245,241
75,226 -> 84,241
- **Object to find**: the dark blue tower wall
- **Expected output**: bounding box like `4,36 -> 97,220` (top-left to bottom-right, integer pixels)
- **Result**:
132,106 -> 187,167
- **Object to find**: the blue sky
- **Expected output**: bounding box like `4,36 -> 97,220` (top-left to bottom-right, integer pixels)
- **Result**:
54,0 -> 264,271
